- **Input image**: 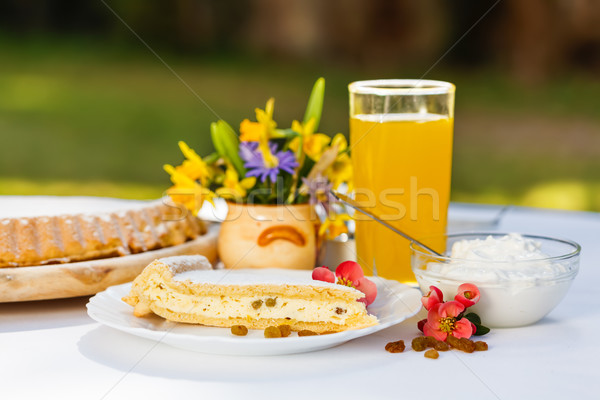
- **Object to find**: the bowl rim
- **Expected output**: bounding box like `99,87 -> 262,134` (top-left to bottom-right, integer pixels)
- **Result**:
409,232 -> 581,264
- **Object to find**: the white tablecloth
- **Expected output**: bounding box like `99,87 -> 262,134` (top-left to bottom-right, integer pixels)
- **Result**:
2,204 -> 599,400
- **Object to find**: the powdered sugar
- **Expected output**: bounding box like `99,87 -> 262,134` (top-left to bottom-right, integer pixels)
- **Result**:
173,268 -> 359,293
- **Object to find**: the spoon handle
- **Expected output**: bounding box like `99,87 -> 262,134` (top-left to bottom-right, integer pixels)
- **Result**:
330,191 -> 444,257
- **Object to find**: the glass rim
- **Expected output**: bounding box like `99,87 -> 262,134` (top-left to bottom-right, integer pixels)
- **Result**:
409,232 -> 581,264
348,79 -> 455,96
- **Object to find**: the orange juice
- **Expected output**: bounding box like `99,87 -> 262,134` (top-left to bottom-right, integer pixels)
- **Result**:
350,113 -> 453,284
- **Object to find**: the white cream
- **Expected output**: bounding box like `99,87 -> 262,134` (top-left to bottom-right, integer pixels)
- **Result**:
152,290 -> 362,324
414,233 -> 577,328
163,269 -> 366,325
423,233 -> 570,283
450,233 -> 549,262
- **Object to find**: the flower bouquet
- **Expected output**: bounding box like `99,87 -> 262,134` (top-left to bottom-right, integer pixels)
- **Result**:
164,78 -> 352,269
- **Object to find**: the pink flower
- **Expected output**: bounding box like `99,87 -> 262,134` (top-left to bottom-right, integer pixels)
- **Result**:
312,261 -> 377,306
354,277 -> 377,306
421,286 -> 443,311
454,283 -> 480,308
423,301 -> 473,341
335,261 -> 365,286
312,266 -> 335,283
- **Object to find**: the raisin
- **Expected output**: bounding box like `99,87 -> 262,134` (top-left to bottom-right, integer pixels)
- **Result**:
231,325 -> 248,336
447,335 -> 476,353
264,326 -> 282,338
298,329 -> 317,337
446,335 -> 460,348
278,325 -> 291,337
433,339 -> 450,351
424,349 -> 439,359
265,298 -> 277,307
385,340 -> 405,353
335,307 -> 346,315
251,299 -> 263,310
411,336 -> 429,352
458,338 -> 476,353
475,341 -> 488,351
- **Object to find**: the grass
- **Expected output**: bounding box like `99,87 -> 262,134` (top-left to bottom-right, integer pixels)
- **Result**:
1,36 -> 599,211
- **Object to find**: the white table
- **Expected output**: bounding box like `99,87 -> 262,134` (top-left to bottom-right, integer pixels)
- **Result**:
2,204 -> 599,400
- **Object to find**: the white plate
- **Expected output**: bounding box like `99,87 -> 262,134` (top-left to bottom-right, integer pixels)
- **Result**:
86,270 -> 422,356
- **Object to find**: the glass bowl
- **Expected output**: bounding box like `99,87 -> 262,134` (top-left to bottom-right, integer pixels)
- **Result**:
410,233 -> 580,328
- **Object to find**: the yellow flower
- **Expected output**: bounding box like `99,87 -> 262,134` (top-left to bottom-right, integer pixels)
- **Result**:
240,98 -> 276,142
325,134 -> 353,191
239,98 -> 278,168
176,141 -> 212,186
164,164 -> 215,215
318,213 -> 352,240
215,166 -> 256,200
289,118 -> 331,161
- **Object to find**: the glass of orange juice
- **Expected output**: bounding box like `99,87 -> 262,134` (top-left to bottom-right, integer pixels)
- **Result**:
348,80 -> 455,284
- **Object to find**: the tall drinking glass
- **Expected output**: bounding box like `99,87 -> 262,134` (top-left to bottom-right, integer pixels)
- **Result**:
349,80 -> 455,284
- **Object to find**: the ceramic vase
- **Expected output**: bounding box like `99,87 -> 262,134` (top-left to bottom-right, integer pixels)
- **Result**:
218,202 -> 319,270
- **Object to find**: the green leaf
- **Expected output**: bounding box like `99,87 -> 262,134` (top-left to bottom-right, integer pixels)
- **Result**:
203,152 -> 219,164
473,324 -> 490,336
213,120 -> 246,177
464,313 -> 481,325
272,128 -> 298,139
210,122 -> 226,156
464,312 -> 490,336
303,77 -> 325,132
298,156 -> 315,181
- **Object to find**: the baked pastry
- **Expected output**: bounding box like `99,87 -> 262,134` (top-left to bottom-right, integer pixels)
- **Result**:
0,196 -> 205,268
123,255 -> 378,333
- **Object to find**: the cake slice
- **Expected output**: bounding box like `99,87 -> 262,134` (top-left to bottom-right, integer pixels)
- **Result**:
122,255 -> 378,333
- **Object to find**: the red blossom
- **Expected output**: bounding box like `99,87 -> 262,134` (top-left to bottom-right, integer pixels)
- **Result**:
335,261 -> 365,286
421,285 -> 444,311
312,261 -> 377,306
355,276 -> 377,306
423,301 -> 473,342
454,283 -> 481,308
312,266 -> 335,283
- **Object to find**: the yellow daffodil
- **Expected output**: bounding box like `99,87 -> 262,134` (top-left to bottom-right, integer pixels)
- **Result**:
240,98 -> 278,167
325,133 -> 353,191
176,141 -> 213,186
318,213 -> 352,240
289,118 -> 331,161
164,164 -> 215,215
215,166 -> 256,200
240,98 -> 276,142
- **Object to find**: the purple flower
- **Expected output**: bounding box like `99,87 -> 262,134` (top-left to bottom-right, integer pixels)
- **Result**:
239,142 -> 298,183
302,174 -> 334,207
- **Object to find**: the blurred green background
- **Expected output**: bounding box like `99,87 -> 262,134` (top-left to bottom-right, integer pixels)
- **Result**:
1,1 -> 599,211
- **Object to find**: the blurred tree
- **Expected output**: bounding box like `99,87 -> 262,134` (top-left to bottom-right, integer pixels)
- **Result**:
0,0 -> 599,81
500,0 -> 600,85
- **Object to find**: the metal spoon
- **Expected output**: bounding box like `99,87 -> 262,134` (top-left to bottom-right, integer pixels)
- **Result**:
330,191 -> 444,257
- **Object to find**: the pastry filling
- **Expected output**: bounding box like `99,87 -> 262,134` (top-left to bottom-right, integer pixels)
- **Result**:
146,286 -> 364,325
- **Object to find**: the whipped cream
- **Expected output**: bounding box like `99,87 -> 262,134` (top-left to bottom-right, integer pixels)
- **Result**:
424,233 -> 569,283
414,233 -> 578,327
450,233 -> 549,262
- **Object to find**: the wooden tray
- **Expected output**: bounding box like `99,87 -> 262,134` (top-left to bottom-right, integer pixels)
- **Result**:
0,223 -> 219,302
